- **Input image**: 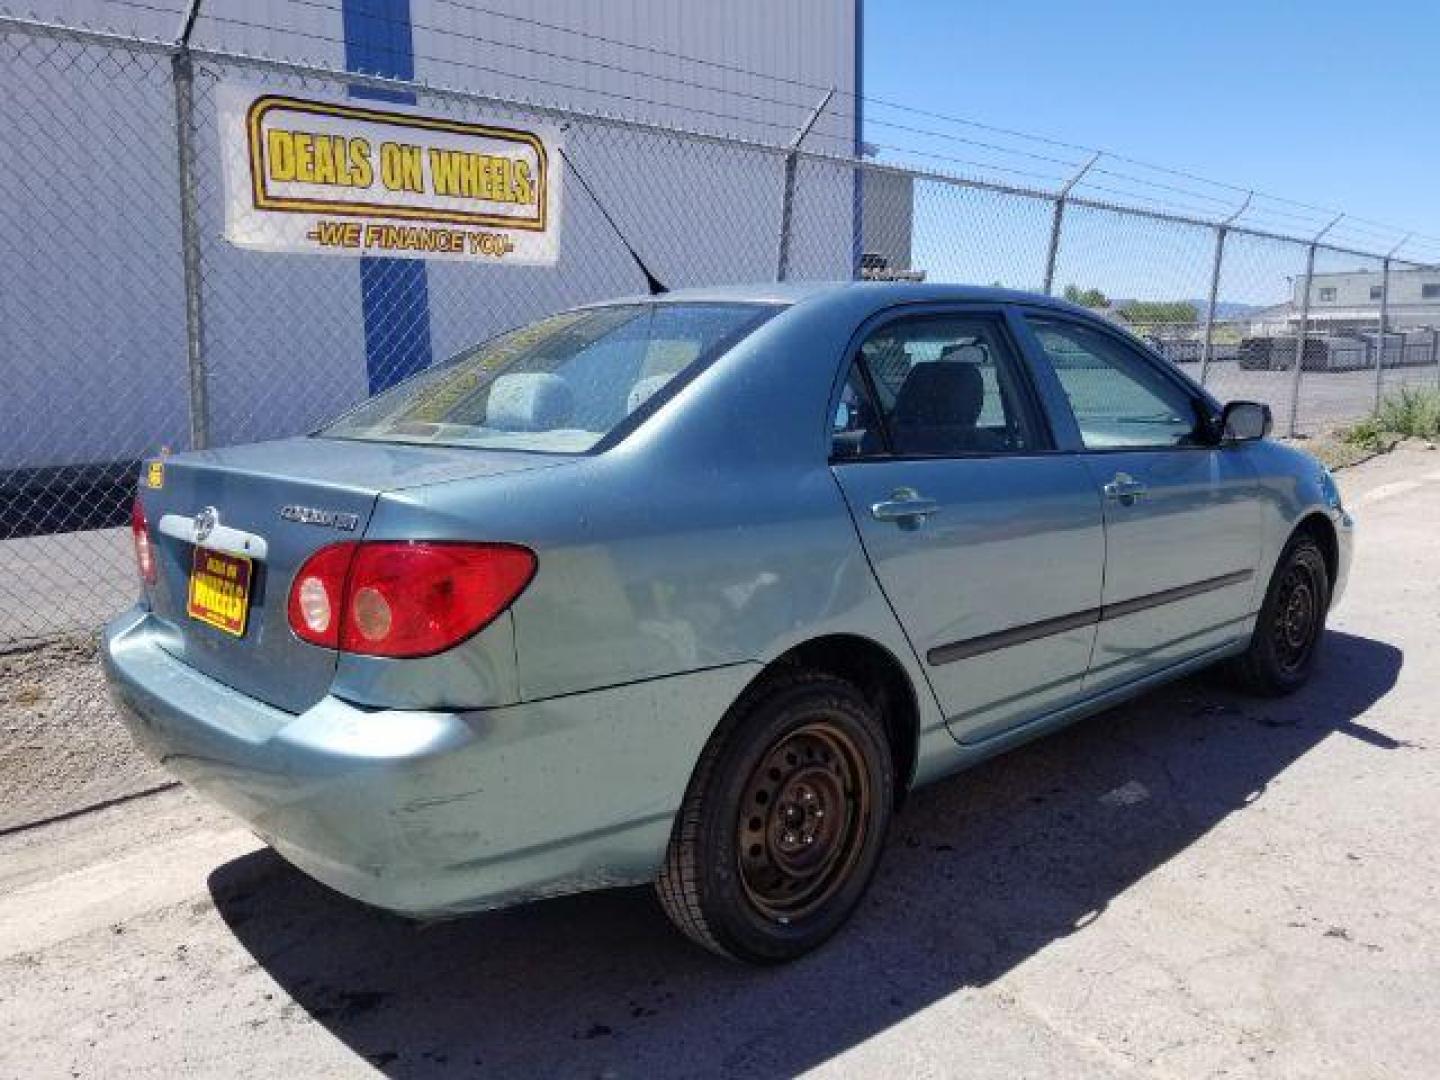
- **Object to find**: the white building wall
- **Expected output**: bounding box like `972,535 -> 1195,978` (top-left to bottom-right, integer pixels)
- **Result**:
1294,267 -> 1440,330
4,0 -> 858,467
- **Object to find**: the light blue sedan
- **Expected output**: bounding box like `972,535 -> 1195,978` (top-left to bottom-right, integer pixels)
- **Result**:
104,283 -> 1352,963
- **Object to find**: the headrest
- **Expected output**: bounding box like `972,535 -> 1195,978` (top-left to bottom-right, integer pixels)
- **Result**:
892,361 -> 984,428
627,374 -> 673,414
939,343 -> 988,365
485,373 -> 574,431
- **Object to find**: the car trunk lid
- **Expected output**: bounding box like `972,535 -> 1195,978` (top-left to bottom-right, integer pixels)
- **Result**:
136,436 -> 565,713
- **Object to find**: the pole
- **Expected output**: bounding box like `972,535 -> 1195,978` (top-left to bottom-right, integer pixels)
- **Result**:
1042,201 -> 1066,297
1199,231 -> 1227,387
1373,235 -> 1410,409
1042,152 -> 1101,296
776,87 -> 835,282
1287,214 -> 1343,437
1374,256 -> 1392,411
1286,245 -> 1316,437
172,0 -> 207,450
1199,191 -> 1252,387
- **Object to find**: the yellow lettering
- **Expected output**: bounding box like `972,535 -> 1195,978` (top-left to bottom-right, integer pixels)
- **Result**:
428,148 -> 464,196
348,137 -> 373,188
312,134 -> 338,185
380,142 -> 424,192
513,160 -> 534,205
292,131 -> 316,183
425,150 -> 538,204
266,129 -> 296,182
403,146 -> 424,191
490,157 -> 509,203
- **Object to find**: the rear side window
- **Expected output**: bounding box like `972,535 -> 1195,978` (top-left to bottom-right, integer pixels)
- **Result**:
1027,316 -> 1204,450
323,302 -> 775,453
833,313 -> 1041,458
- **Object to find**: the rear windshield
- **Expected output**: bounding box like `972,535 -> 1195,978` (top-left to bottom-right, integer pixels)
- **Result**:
321,302 -> 776,453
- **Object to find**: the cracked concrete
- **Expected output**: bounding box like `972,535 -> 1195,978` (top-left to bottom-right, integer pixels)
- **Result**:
0,446 -> 1437,1078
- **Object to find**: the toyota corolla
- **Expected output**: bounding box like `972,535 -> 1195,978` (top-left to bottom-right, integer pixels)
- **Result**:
104,283 -> 1352,963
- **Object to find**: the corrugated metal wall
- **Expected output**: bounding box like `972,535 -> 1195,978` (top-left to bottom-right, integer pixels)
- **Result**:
5,0 -> 859,467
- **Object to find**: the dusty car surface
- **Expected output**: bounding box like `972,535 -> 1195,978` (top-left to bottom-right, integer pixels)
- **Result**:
104,283 -> 1353,963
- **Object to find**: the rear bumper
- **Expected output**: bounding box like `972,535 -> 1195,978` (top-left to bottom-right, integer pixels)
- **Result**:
103,606 -> 756,917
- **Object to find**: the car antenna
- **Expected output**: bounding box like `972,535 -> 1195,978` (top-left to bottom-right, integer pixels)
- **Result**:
557,145 -> 668,295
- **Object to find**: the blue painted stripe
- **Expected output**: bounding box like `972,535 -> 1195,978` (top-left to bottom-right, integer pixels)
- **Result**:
342,0 -> 433,393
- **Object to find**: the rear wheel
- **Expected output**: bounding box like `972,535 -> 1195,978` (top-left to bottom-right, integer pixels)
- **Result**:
1229,534 -> 1330,696
655,671 -> 893,964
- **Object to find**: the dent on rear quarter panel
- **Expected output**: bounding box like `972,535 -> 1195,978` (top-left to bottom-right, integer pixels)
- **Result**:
330,610 -> 521,710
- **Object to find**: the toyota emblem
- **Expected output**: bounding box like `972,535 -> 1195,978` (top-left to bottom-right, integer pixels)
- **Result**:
194,506 -> 219,544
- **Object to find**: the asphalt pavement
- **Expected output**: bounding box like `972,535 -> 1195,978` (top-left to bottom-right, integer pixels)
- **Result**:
1,447 -> 1437,1079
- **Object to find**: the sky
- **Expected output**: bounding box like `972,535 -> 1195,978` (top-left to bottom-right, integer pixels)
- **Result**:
863,0 -> 1440,297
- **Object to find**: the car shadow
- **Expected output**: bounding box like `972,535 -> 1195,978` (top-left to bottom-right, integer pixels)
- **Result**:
208,630 -> 1402,1078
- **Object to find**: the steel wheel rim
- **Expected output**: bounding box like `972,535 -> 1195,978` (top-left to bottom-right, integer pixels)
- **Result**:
1272,561 -> 1320,675
736,721 -> 872,922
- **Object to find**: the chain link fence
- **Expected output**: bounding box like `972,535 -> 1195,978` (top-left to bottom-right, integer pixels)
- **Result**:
2,12 -> 1438,648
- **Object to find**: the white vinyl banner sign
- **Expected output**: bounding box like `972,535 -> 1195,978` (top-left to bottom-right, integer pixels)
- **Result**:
218,83 -> 561,264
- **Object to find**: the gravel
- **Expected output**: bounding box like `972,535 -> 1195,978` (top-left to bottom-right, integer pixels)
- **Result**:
0,634 -> 169,832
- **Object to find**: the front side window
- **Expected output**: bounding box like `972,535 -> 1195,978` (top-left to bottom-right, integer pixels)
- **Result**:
1027,316 -> 1205,450
323,303 -> 775,453
1423,284 -> 1440,300
835,314 -> 1040,458
1318,287 -> 1337,302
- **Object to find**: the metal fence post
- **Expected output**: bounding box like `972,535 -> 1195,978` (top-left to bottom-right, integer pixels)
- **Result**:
775,87 -> 834,282
172,0 -> 208,450
1286,215 -> 1342,437
1198,229 -> 1227,388
1041,152 -> 1100,296
1199,192 -> 1252,387
1374,255 -> 1392,411
1286,243 -> 1316,436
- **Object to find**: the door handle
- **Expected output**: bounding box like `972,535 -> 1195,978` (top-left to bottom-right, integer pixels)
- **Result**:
870,487 -> 940,530
1103,472 -> 1147,506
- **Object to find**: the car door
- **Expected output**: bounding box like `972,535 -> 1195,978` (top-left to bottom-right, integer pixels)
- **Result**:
1018,311 -> 1262,693
830,306 -> 1106,745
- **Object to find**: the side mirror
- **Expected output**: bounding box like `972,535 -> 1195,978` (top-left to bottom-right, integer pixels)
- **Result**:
1220,400 -> 1272,442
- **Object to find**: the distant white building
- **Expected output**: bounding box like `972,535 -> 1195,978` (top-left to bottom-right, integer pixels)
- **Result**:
859,144 -> 921,280
1288,266 -> 1440,332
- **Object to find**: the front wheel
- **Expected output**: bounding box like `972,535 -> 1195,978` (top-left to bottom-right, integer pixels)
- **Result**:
655,671 -> 894,964
1229,534 -> 1331,696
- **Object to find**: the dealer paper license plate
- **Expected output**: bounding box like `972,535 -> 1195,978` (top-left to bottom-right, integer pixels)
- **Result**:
187,548 -> 252,637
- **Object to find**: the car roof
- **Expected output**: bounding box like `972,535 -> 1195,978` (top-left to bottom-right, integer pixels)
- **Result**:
585,280 -> 1098,321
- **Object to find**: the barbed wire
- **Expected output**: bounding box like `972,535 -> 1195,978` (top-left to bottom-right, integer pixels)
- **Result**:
196,9 -> 857,147
420,0 -> 1440,247
6,0 -> 1437,253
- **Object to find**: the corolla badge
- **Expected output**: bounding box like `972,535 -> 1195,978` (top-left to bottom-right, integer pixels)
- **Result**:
193,506 -> 220,544
279,505 -> 360,531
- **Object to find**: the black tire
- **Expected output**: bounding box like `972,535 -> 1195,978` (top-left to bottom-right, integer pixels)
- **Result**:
1228,534 -> 1330,696
655,670 -> 894,964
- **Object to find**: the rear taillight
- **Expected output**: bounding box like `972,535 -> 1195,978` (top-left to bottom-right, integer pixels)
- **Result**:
131,499 -> 156,587
287,542 -> 358,649
287,542 -> 536,658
